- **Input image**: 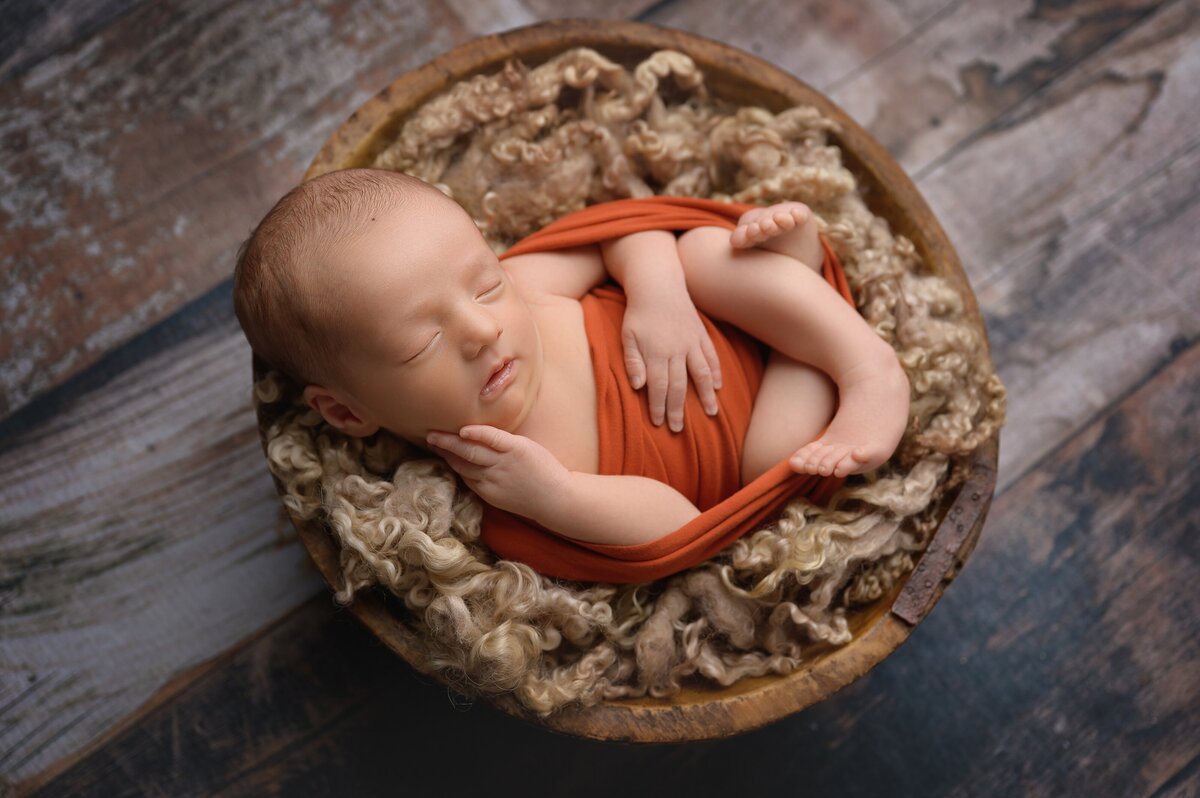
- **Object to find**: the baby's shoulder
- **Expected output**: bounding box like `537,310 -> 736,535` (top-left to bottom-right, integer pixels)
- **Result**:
513,279 -> 576,310
503,243 -> 607,305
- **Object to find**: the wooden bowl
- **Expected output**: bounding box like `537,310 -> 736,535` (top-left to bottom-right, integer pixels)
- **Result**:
254,18 -> 1000,743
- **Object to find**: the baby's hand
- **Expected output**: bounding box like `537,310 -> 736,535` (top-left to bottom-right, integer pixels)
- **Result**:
425,425 -> 570,520
622,292 -> 722,432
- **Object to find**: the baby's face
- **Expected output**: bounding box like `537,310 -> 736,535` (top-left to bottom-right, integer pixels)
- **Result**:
324,198 -> 545,448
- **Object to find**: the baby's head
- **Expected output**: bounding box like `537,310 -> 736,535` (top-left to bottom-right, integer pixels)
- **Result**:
233,168 -> 545,449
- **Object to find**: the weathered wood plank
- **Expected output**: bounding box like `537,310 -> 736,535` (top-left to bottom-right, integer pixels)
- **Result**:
0,0 -> 663,423
884,0 -> 964,22
916,0 -> 1199,289
976,133 -> 1200,490
5,0 -> 1197,787
897,344 -> 1199,797
18,327 -> 1198,798
643,0 -> 952,95
828,0 -> 1164,177
0,319 -> 321,785
0,0 -> 145,82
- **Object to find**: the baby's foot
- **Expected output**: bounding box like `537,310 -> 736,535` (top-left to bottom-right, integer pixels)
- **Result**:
790,354 -> 910,478
730,201 -> 825,272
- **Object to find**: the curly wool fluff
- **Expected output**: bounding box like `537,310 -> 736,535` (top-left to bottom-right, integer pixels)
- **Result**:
253,47 -> 1007,715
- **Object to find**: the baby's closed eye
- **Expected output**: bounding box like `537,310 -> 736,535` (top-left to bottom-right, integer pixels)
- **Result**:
401,277 -> 506,363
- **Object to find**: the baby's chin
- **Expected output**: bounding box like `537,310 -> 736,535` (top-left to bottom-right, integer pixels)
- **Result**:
391,411 -> 519,448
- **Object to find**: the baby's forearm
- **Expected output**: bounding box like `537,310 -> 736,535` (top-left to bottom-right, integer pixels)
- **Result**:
532,471 -> 701,546
600,230 -> 688,302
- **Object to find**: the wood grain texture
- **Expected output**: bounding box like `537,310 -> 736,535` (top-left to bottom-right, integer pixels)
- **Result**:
2,0 -> 1197,791
0,0 -> 143,82
0,320 -> 319,785
844,0 -> 1162,168
634,0 -> 959,99
979,132 -> 1200,491
912,0 -> 1197,289
18,336 -> 1197,798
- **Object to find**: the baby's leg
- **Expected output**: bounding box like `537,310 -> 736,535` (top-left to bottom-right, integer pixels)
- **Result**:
740,349 -> 836,485
676,222 -> 909,478
730,203 -> 837,481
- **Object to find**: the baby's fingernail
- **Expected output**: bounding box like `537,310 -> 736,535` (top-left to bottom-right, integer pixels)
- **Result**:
706,402 -> 718,415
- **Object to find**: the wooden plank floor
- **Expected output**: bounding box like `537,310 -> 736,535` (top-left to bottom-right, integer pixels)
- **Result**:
2,0 -> 1196,795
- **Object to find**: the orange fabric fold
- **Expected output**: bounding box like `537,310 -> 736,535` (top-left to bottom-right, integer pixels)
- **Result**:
482,196 -> 856,584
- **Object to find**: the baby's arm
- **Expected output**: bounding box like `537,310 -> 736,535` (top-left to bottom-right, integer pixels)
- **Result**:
533,471 -> 701,546
600,230 -> 723,430
601,230 -> 688,300
427,426 -> 698,546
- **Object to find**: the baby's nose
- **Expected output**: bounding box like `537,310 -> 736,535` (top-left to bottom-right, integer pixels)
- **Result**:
464,312 -> 502,351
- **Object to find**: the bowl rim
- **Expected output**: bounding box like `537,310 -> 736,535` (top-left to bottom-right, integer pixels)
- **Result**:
256,17 -> 1001,743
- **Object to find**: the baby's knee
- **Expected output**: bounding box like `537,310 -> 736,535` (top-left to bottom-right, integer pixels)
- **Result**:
676,226 -> 732,271
675,226 -> 738,310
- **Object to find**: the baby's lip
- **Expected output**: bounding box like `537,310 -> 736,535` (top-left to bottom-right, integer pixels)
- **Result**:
482,357 -> 512,391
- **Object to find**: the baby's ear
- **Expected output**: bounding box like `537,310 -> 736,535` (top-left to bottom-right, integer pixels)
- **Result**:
302,385 -> 380,437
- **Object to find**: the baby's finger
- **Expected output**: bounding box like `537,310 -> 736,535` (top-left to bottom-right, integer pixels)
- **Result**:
667,356 -> 686,432
459,425 -> 514,453
428,443 -> 484,480
688,347 -> 719,416
427,430 -> 498,467
622,329 -> 647,390
699,334 -> 722,390
647,358 -> 668,426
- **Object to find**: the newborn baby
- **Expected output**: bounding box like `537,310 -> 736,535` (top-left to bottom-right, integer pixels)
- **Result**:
233,168 -> 910,548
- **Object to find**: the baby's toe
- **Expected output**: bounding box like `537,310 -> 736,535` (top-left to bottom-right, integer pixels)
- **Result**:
852,444 -> 893,474
832,452 -> 859,478
773,210 -> 796,229
790,443 -> 819,471
816,448 -> 841,476
808,443 -> 834,472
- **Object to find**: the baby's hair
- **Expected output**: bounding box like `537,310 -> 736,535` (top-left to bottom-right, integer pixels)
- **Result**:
232,168 -> 450,390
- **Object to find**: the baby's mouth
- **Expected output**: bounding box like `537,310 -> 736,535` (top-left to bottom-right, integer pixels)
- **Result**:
481,358 -> 514,395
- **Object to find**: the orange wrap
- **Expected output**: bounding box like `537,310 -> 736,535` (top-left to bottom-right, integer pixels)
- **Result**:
482,196 -> 856,584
